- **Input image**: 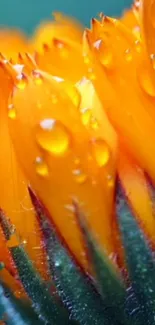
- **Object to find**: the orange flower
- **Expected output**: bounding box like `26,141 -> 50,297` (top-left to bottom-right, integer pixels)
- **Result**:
1,0 -> 155,275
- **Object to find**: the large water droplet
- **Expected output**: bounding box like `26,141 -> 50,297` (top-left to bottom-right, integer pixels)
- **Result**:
36,119 -> 70,156
91,138 -> 110,167
8,104 -> 16,119
35,157 -> 49,176
72,169 -> 87,184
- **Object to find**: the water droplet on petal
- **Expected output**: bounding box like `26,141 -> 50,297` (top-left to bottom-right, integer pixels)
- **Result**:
72,169 -> 87,184
36,119 -> 70,156
8,104 -> 16,119
35,157 -> 49,176
125,49 -> 132,62
81,108 -> 92,126
32,70 -> 43,85
91,138 -> 110,167
135,39 -> 141,53
16,73 -> 27,90
100,47 -> 113,68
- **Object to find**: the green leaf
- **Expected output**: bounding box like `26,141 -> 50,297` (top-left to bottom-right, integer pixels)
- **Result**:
116,180 -> 155,325
74,202 -> 130,325
29,188 -> 110,325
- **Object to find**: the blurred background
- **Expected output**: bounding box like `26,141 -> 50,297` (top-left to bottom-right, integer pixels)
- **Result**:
0,0 -> 132,34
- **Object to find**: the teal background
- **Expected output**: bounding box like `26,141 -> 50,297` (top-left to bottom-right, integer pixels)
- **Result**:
0,0 -> 132,34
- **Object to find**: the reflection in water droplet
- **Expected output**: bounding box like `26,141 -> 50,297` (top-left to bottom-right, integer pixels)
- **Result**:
8,104 -> 16,119
135,40 -> 141,53
91,138 -> 110,167
36,119 -> 70,156
35,157 -> 49,176
16,73 -> 27,90
100,47 -> 113,68
81,108 -> 92,126
33,71 -> 43,85
125,49 -> 132,62
72,169 -> 87,184
139,66 -> 155,97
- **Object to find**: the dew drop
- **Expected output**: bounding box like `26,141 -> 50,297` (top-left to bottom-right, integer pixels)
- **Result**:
135,39 -> 141,53
125,49 -> 132,62
139,66 -> 155,97
35,157 -> 49,176
16,73 -> 27,90
36,119 -> 70,156
91,138 -> 110,167
32,71 -> 43,85
133,26 -> 141,39
100,47 -> 113,68
72,169 -> 87,184
81,108 -> 92,126
8,104 -> 16,119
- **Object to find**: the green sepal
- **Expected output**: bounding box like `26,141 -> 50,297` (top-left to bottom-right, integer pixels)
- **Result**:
0,205 -> 71,325
0,281 -> 37,325
29,188 -> 110,325
9,245 -> 71,325
74,203 -> 131,325
116,180 -> 155,325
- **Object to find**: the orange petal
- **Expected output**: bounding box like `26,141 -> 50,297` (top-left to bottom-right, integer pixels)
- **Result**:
0,64 -> 46,278
8,68 -> 117,270
0,30 -> 31,60
32,12 -> 83,52
83,16 -> 155,183
118,149 -> 155,244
